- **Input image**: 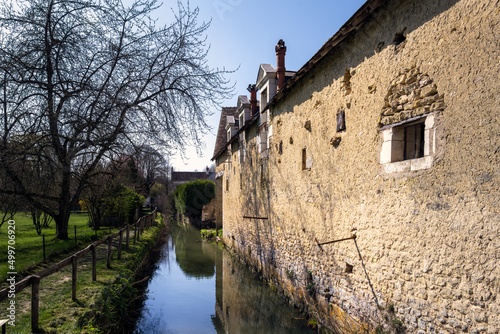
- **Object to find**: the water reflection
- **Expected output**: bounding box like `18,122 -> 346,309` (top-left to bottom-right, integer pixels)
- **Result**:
134,223 -> 314,334
173,224 -> 215,278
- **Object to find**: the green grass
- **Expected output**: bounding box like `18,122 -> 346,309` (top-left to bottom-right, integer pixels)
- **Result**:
200,228 -> 223,241
0,214 -> 164,333
0,212 -> 122,284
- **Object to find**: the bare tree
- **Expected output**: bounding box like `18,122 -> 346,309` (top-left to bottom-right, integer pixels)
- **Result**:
134,145 -> 169,194
0,0 -> 233,238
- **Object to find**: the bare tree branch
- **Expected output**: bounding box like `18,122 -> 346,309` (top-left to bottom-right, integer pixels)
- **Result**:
0,0 -> 233,238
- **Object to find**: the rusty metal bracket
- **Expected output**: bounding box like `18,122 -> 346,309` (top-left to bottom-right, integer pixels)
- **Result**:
315,235 -> 357,252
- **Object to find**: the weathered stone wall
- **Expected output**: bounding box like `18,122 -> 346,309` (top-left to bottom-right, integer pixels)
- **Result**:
214,170 -> 223,226
221,0 -> 499,332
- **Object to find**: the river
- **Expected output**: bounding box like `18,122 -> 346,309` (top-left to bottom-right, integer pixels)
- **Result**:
133,223 -> 315,334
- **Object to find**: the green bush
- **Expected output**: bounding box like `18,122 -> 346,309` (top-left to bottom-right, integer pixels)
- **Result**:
89,186 -> 144,228
174,180 -> 215,218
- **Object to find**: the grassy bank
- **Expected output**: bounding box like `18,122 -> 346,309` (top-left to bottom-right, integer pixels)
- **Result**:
0,213 -> 165,333
200,228 -> 223,242
0,212 -> 122,284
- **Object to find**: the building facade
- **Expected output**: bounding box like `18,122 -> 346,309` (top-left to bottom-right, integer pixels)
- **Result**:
213,0 -> 499,332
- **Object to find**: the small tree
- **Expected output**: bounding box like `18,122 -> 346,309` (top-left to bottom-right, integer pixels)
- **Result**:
174,180 -> 215,225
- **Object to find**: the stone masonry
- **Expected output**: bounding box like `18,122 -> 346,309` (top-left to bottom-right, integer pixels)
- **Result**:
214,0 -> 500,332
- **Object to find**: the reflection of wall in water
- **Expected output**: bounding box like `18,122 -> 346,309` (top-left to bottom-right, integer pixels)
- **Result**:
216,251 -> 311,333
214,243 -> 225,330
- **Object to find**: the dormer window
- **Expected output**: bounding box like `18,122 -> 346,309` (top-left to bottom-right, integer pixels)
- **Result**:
226,115 -> 238,142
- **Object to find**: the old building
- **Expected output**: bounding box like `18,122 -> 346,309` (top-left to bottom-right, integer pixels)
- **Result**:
170,167 -> 214,192
213,0 -> 499,332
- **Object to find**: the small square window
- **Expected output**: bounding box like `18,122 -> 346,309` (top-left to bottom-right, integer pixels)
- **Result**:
380,113 -> 439,172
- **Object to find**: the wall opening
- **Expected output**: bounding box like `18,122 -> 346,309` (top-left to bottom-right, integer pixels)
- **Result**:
345,263 -> 353,274
337,110 -> 346,132
302,148 -> 307,170
393,27 -> 407,51
404,122 -> 425,160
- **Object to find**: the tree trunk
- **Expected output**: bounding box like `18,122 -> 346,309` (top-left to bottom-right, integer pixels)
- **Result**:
55,209 -> 70,239
55,168 -> 72,239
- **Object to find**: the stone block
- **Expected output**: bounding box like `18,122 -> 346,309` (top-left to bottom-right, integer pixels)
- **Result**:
398,95 -> 409,104
385,161 -> 411,173
431,101 -> 445,111
421,95 -> 437,106
414,106 -> 427,116
382,108 -> 395,116
411,156 -> 434,171
421,84 -> 438,97
419,76 -> 432,87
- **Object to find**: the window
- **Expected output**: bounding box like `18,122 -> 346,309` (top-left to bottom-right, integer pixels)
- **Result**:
239,137 -> 246,164
403,122 -> 424,160
258,125 -> 268,155
260,88 -> 268,111
380,113 -> 439,173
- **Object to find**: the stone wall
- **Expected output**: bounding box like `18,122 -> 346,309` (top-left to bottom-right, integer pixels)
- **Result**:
221,0 -> 499,332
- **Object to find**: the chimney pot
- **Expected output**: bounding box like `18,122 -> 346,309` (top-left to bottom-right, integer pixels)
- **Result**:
276,39 -> 287,92
247,84 -> 257,116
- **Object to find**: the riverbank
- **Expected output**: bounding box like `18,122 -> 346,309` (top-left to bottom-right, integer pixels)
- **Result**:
1,214 -> 166,333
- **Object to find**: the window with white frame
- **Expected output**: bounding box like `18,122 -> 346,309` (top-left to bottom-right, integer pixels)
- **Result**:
380,113 -> 439,173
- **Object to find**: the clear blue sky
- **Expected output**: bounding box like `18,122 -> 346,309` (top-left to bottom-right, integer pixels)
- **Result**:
162,0 -> 367,171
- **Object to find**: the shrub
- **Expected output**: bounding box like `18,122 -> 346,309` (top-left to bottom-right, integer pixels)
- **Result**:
174,180 -> 215,218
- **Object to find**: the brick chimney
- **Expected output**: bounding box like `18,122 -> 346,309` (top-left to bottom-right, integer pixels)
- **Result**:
275,39 -> 287,91
247,84 -> 257,116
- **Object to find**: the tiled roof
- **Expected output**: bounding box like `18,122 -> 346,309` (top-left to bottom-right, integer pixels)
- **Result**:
238,95 -> 250,106
171,171 -> 211,182
212,107 -> 238,160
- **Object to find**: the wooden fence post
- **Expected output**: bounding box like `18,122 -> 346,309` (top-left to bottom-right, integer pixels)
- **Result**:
126,225 -> 130,250
137,223 -> 141,241
31,275 -> 40,332
117,230 -> 123,260
134,224 -> 137,244
42,234 -> 46,262
107,236 -> 112,269
91,244 -> 97,281
72,256 -> 77,301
